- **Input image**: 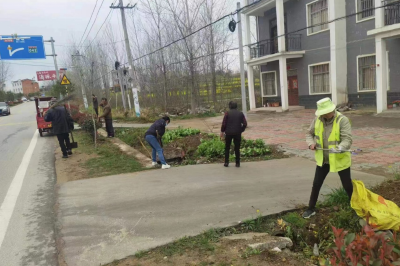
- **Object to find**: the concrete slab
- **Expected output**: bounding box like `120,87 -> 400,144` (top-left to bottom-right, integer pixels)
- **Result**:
57,157 -> 385,266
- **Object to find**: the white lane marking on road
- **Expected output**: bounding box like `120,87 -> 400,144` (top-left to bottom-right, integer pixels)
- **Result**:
0,130 -> 38,249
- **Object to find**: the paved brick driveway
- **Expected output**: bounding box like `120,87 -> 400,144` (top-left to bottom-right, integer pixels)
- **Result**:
243,110 -> 400,172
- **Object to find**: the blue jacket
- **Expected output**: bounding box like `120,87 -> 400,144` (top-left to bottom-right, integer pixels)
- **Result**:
145,119 -> 167,139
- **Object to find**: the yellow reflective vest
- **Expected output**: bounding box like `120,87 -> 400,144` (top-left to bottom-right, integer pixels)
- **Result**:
314,112 -> 351,172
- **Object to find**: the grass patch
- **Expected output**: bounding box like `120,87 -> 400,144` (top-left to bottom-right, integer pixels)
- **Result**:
114,127 -> 148,148
74,130 -> 143,177
159,228 -> 221,257
282,212 -> 307,228
322,187 -> 351,210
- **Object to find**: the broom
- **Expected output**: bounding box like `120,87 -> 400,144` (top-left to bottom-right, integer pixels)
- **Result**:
48,94 -> 76,109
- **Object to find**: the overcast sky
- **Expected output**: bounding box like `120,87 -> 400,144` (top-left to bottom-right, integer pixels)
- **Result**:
1,0 -> 248,90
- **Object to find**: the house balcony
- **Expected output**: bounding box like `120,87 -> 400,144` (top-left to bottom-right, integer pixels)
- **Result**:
249,34 -> 302,59
384,0 -> 400,26
243,0 -> 290,17
368,0 -> 400,37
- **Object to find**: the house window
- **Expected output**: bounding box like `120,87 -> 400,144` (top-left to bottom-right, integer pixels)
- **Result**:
309,63 -> 330,94
358,55 -> 376,91
357,0 -> 375,22
307,0 -> 329,35
261,72 -> 277,97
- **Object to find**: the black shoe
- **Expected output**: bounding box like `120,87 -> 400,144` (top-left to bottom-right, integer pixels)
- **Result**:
224,163 -> 229,167
236,162 -> 240,168
62,155 -> 69,159
302,209 -> 316,219
67,150 -> 73,155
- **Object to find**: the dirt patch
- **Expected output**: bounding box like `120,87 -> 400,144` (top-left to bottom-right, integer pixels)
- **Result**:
374,180 -> 400,205
107,236 -> 309,266
348,114 -> 400,129
54,142 -> 97,184
55,130 -> 143,183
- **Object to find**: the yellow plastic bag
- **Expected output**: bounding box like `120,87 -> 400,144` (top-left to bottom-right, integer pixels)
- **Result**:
351,180 -> 400,231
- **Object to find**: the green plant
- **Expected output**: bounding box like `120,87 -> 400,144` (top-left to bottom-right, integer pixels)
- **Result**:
329,209 -> 361,233
163,128 -> 201,144
240,139 -> 270,157
79,116 -> 102,133
197,138 -> 225,159
321,224 -> 400,266
134,250 -> 147,259
282,212 -> 307,228
241,247 -> 262,258
241,219 -> 256,231
159,228 -> 221,257
323,187 -> 351,210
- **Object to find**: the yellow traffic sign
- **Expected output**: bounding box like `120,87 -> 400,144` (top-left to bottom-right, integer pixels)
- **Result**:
61,74 -> 71,85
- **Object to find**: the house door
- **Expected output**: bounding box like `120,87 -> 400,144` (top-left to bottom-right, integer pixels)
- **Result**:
270,16 -> 287,54
288,76 -> 299,106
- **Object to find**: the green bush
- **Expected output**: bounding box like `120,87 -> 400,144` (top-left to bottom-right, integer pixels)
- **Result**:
240,139 -> 270,157
79,116 -> 102,133
163,127 -> 201,144
197,137 -> 271,159
197,137 -> 225,159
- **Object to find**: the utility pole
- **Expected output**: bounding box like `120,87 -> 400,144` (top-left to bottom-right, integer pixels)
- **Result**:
110,1 -> 137,83
44,37 -> 60,81
237,2 -> 248,117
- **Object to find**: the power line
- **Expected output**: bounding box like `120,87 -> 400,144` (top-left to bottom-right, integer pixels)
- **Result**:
6,62 -> 71,68
80,0 -> 107,46
131,0 -> 261,63
78,0 -> 100,47
82,0 -> 118,54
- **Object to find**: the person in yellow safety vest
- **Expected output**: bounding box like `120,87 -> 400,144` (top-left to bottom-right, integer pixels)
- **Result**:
303,98 -> 353,219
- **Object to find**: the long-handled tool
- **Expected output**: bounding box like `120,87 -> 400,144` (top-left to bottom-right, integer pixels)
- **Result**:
316,148 -> 364,155
70,131 -> 78,149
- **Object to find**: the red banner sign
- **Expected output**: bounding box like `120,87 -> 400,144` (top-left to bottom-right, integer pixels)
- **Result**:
36,71 -> 57,81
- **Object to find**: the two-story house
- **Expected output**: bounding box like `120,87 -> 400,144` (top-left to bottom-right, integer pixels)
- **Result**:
11,79 -> 40,95
242,0 -> 400,113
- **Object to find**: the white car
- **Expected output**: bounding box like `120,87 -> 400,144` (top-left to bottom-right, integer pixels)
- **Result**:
0,102 -> 10,115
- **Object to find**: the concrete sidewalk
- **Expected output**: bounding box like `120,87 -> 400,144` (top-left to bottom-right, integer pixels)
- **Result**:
57,158 -> 385,266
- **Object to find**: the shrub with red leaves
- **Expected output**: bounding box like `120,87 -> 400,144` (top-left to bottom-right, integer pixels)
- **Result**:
322,223 -> 400,266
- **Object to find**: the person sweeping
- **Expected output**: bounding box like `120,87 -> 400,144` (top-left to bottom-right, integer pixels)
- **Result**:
303,97 -> 353,219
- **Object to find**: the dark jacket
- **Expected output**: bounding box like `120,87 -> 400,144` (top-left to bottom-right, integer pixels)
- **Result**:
221,109 -> 247,135
99,104 -> 112,119
44,106 -> 73,135
145,119 -> 167,139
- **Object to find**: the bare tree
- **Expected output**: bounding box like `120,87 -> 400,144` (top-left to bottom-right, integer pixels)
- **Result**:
0,62 -> 12,91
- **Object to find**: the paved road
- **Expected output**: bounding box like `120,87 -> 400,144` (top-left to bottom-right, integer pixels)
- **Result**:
58,157 -> 385,266
0,102 -> 58,266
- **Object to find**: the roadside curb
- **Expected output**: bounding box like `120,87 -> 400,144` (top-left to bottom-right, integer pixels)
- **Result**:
98,129 -> 153,168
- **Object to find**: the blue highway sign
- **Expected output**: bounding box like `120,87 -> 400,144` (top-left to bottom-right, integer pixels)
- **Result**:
0,35 -> 46,60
